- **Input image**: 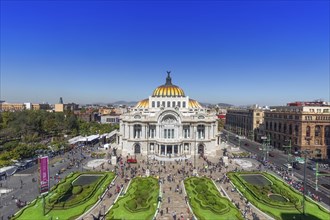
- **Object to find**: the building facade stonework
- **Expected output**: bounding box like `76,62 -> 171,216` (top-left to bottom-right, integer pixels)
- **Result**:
225,108 -> 264,141
118,73 -> 219,157
264,105 -> 330,159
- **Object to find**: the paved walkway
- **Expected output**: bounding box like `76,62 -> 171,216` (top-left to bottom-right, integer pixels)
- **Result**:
79,147 -> 270,220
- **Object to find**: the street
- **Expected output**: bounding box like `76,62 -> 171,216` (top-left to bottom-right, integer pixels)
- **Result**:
0,149 -> 91,220
222,129 -> 330,208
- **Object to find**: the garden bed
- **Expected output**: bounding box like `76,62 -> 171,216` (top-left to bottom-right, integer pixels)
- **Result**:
13,171 -> 115,220
228,171 -> 330,220
184,177 -> 243,220
107,177 -> 159,220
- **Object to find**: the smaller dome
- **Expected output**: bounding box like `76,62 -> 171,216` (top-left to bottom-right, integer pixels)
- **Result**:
135,99 -> 149,108
188,99 -> 202,108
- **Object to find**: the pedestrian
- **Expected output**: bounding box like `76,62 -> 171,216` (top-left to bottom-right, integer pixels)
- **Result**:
172,211 -> 177,220
166,207 -> 169,213
168,196 -> 171,203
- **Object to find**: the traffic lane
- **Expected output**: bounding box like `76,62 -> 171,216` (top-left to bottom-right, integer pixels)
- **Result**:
240,145 -> 330,206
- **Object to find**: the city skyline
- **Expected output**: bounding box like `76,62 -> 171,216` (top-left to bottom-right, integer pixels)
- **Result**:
1,1 -> 329,106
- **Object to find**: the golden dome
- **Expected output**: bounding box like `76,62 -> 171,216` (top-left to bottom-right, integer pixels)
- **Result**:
135,99 -> 149,108
152,72 -> 185,97
188,99 -> 202,108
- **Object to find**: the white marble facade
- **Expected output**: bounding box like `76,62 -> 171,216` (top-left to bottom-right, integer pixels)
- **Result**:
119,72 -> 219,157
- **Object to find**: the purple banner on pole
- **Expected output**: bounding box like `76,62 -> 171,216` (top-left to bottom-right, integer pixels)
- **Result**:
39,156 -> 49,194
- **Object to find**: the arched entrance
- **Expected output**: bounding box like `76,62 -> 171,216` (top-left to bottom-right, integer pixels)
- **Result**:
198,144 -> 204,155
134,144 -> 141,154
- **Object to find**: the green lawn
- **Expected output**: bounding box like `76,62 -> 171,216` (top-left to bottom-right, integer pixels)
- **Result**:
228,172 -> 330,220
13,172 -> 115,220
184,177 -> 243,220
106,177 -> 159,220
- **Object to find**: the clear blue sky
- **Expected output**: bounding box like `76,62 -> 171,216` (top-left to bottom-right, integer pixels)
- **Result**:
1,1 -> 329,106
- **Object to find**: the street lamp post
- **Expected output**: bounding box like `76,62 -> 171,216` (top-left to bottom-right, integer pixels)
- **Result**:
283,139 -> 293,176
302,150 -> 309,216
302,136 -> 312,216
194,127 -> 197,175
261,136 -> 267,162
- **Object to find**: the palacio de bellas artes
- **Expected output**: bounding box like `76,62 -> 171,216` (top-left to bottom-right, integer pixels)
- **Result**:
118,72 -> 220,158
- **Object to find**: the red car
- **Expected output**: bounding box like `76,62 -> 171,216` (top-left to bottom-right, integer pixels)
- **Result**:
127,157 -> 137,163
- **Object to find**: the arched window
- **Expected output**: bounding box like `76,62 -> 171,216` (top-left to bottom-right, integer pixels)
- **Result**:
177,102 -> 181,107
315,125 -> 321,137
183,101 -> 186,108
152,101 -> 155,107
167,101 -> 171,107
157,101 -> 160,107
172,101 -> 176,107
306,126 -> 311,137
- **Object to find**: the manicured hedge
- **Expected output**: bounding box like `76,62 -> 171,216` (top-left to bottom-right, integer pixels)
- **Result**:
13,171 -> 115,220
184,177 -> 243,220
228,171 -> 330,220
107,177 -> 159,220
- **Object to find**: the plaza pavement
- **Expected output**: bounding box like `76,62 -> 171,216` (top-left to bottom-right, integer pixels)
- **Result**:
79,147 -> 270,220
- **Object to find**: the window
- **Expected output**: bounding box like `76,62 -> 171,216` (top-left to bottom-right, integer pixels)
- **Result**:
167,101 -> 171,107
315,125 -> 320,137
164,129 -> 167,139
152,101 -> 155,107
162,101 -> 165,107
323,109 -> 329,113
172,101 -> 176,107
289,124 -> 292,135
306,126 -> 311,137
183,102 -> 186,108
183,126 -> 190,138
197,125 -> 205,139
134,125 -> 141,138
177,102 -> 181,107
157,101 -> 160,107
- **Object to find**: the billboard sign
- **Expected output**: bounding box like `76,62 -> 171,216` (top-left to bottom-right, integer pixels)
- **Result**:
39,156 -> 49,194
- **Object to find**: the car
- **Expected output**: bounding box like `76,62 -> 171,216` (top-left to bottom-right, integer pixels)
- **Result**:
307,165 -> 316,171
284,163 -> 292,170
